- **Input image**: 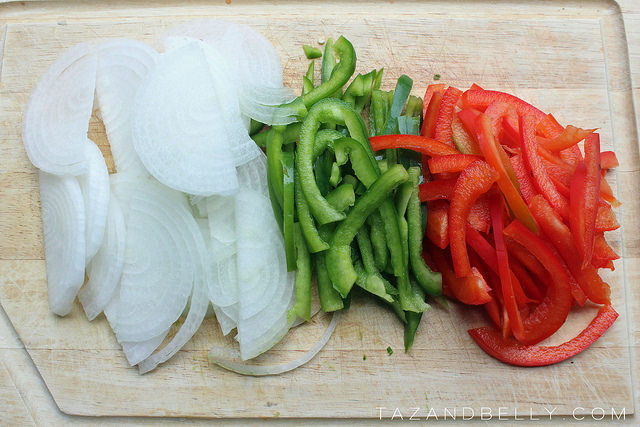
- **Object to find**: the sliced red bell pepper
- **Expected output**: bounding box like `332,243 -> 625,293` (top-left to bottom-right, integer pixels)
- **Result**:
559,144 -> 583,168
503,220 -> 573,345
484,101 -> 518,145
537,125 -> 596,152
501,114 -> 522,148
433,86 -> 463,148
536,113 -> 564,138
369,134 -> 459,156
596,203 -> 620,232
475,113 -> 538,232
530,195 -> 611,305
484,296 -> 501,329
468,195 -> 491,234
505,238 -> 549,286
431,244 -> 492,305
470,83 -> 484,91
593,233 -> 619,262
449,160 -> 498,278
428,154 -> 483,174
599,175 -> 621,208
600,151 -> 619,170
468,304 -> 618,367
520,114 -> 570,219
425,200 -> 449,249
509,257 -> 544,302
451,108 -> 483,155
462,89 -> 547,122
509,154 -> 538,204
539,229 -> 588,306
421,90 -> 444,138
419,178 -> 457,202
421,83 -> 447,121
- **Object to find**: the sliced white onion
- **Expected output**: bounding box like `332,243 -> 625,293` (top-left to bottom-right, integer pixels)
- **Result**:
131,41 -> 237,196
206,195 -> 236,260
121,329 -> 169,366
108,183 -> 197,342
39,171 -> 86,316
78,193 -> 125,321
94,39 -> 158,175
78,141 -> 110,262
22,43 -> 96,176
209,312 -> 339,375
212,304 -> 237,336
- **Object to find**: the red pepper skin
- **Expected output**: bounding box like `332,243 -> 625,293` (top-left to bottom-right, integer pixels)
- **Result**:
520,114 -> 570,219
421,83 -> 447,122
419,178 -> 457,202
559,144 -> 583,168
509,258 -> 544,302
503,220 -> 573,345
425,200 -> 449,249
468,195 -> 491,234
593,233 -> 619,266
468,305 -> 618,367
509,154 -> 538,204
434,86 -> 463,147
577,134 -> 601,268
505,239 -> 548,286
537,125 -> 596,152
369,134 -> 459,156
536,113 -> 564,138
569,162 -> 590,265
596,203 -> 620,232
421,90 -> 444,138
428,154 -> 482,174
462,89 -> 547,122
484,297 -> 501,329
449,160 -> 498,278
431,245 -> 492,305
600,151 -> 619,170
484,101 -> 518,145
530,195 -> 611,305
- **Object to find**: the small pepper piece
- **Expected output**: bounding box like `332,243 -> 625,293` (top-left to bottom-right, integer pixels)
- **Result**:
469,305 -> 618,367
303,44 -> 322,59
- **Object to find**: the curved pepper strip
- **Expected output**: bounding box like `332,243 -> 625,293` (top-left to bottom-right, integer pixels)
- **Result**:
503,220 -> 573,345
461,89 -> 546,122
428,154 -> 482,174
266,127 -> 286,210
430,245 -> 491,305
294,168 -> 329,253
530,195 -> 611,305
537,125 -> 596,152
299,36 -> 356,109
469,305 -> 618,366
425,200 -> 449,249
327,164 -> 409,297
369,134 -> 459,156
297,98 -> 369,225
433,86 -> 463,147
449,160 -> 498,278
419,178 -> 457,201
520,114 -> 570,219
253,122 -> 301,148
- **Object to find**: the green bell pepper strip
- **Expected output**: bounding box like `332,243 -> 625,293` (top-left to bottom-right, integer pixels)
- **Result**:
303,44 -> 322,59
370,89 -> 387,137
281,151 -> 296,271
405,95 -> 423,118
287,223 -> 312,323
296,98 -> 369,225
294,168 -> 330,253
315,252 -> 344,312
326,164 -> 409,297
306,60 -> 315,81
266,126 -> 286,211
321,38 -> 335,83
354,70 -> 377,113
312,129 -> 344,159
382,74 -> 413,135
342,74 -> 365,107
301,36 -> 355,108
267,173 -> 284,234
333,137 -> 379,187
404,311 -> 422,352
407,168 -> 442,296
355,229 -> 397,302
367,212 -> 389,271
302,76 -> 314,96
329,162 -> 341,187
253,122 -> 301,148
354,258 -> 394,303
249,119 -> 264,136
325,183 -> 355,213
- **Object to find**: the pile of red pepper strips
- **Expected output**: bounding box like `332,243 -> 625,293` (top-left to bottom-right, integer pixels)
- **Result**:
370,84 -> 620,366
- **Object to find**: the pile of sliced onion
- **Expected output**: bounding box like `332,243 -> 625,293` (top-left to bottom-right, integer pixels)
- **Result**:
22,21 -> 336,374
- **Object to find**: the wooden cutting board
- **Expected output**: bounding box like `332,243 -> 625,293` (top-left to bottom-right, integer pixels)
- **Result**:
0,0 -> 638,421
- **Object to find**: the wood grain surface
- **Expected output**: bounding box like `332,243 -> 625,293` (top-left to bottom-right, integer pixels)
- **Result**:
1,0 -> 639,424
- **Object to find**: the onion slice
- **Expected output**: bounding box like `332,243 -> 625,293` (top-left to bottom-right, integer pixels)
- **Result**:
94,39 -> 158,175
209,312 -> 340,376
78,193 -> 126,321
39,171 -> 86,316
131,41 -> 237,196
107,183 -> 199,342
121,329 -> 169,366
78,141 -> 110,262
22,43 -> 96,176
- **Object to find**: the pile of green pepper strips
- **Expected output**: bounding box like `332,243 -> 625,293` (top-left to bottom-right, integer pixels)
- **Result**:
251,36 -> 442,351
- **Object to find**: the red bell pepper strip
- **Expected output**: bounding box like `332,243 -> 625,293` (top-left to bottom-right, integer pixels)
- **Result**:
474,113 -> 538,232
468,195 -> 491,234
419,178 -> 457,202
537,125 -> 596,152
599,176 -> 621,208
530,195 -> 611,305
484,297 -> 501,329
559,144 -> 583,167
369,134 -> 459,156
593,233 -> 619,262
596,203 -> 620,232
468,304 -> 619,367
425,200 -> 449,249
503,220 -> 573,345
539,229 -> 588,306
451,108 -> 483,155
600,151 -> 619,170
434,86 -> 463,147
520,114 -> 570,219
428,154 -> 483,174
509,154 -> 538,204
501,116 -> 521,148
505,239 -> 549,286
449,160 -> 498,278
421,83 -> 447,121
469,83 -> 484,91
484,101 -> 518,145
462,89 -> 547,122
421,90 -> 444,138
431,244 -> 492,305
509,257 -> 544,302
536,113 -> 564,138
576,134 -> 601,268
